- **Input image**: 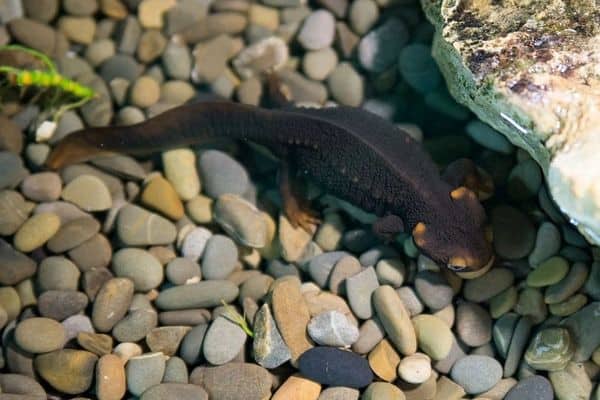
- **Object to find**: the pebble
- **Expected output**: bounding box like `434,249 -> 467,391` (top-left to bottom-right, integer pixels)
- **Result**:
398,44 -> 442,94
0,239 -> 36,285
161,80 -> 196,104
112,248 -> 164,291
321,387 -> 364,400
61,175 -> 112,212
198,150 -> 249,198
96,354 -> 127,400
346,266 -> 379,319
164,356 -> 189,383
368,338 -> 401,382
328,62 -> 364,107
505,375 -> 553,400
100,54 -> 141,83
77,332 -> 113,356
37,256 -> 80,291
0,191 -> 31,236
57,16 -> 96,44
456,302 -> 492,347
13,212 -> 60,253
528,222 -> 561,266
0,373 -> 46,397
192,34 -> 233,83
126,352 -> 166,396
68,233 -> 112,271
179,323 -> 208,365
545,262 -> 588,304
308,310 -> 359,346
278,68 -> 328,103
141,383 -> 208,400
117,204 -> 177,246
138,29 -> 167,63
270,277 -> 313,363
130,76 -> 161,109
159,309 -> 210,326
272,374 -> 321,399
308,251 -> 348,288
466,120 -> 514,155
38,290 -> 89,320
297,10 -> 335,50
303,47 -> 338,81
20,172 -> 61,202
163,40 -> 192,80
92,278 -> 134,332
515,287 -> 547,324
398,352 -> 432,384
0,286 -> 21,321
203,316 -> 247,365
0,152 -> 28,190
240,274 -> 273,302
162,149 -> 200,201
352,318 -> 385,354
348,0 -> 378,35
22,0 -> 58,22
562,301 -> 600,362
15,317 -> 66,353
85,38 -> 116,67
181,12 -> 247,43
365,382 -> 408,400
180,226 -> 212,261
190,363 -> 272,400
299,347 -> 373,388
327,255 -> 360,295
166,257 -> 201,285
414,270 -> 454,310
201,234 -> 239,280
492,206 -> 536,259
527,256 -> 569,287
253,303 -> 291,368
237,77 -> 263,105
155,280 -> 239,309
463,267 -> 515,302
586,262 -> 600,300
63,0 -> 97,15
373,285 -> 417,356
7,18 -> 58,57
507,159 -> 542,200
524,327 -> 574,371
503,316 -> 533,377
233,36 -> 288,79
214,194 -> 268,248
451,355 -> 503,394
139,0 -> 176,28
34,349 -> 97,394
48,216 -> 101,253
412,314 -> 453,360
358,18 -> 409,73
146,326 -> 191,356
549,362 -> 593,400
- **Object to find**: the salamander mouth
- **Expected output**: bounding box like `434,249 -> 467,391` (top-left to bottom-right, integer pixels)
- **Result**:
454,255 -> 495,279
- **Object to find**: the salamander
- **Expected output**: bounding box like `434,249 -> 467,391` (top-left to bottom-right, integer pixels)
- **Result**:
46,100 -> 494,273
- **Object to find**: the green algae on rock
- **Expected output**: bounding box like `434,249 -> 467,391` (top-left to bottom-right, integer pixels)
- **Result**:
421,0 -> 600,244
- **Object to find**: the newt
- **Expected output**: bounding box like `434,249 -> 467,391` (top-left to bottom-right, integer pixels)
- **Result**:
46,100 -> 494,273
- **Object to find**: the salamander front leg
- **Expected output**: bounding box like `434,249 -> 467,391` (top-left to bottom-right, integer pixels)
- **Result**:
279,160 -> 320,232
442,158 -> 494,200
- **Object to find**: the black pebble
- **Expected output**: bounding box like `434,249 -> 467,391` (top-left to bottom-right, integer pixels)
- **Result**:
297,347 -> 374,388
505,375 -> 554,400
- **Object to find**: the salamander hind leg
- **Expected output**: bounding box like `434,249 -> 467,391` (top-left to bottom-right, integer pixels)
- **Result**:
279,159 -> 320,232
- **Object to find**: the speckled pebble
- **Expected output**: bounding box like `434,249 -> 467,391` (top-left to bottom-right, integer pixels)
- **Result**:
126,352 -> 167,396
451,355 -> 503,394
308,310 -> 359,346
198,150 -> 249,198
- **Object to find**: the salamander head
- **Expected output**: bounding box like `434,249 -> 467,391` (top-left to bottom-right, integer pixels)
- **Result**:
412,186 -> 494,273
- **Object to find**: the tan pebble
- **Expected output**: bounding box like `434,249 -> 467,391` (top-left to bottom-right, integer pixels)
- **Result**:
479,378 -> 517,400
272,374 -> 321,400
163,149 -> 200,201
0,286 -> 22,321
92,278 -> 134,332
258,212 -> 279,260
270,276 -> 313,364
432,376 -> 465,400
13,212 -> 61,252
248,4 -> 280,31
34,349 -> 98,395
363,382 -> 406,400
97,354 -> 126,400
398,371 -> 438,400
146,326 -> 192,356
368,339 -> 401,382
130,76 -> 161,109
77,332 -> 113,355
57,16 -> 96,44
15,317 -> 66,353
278,214 -> 314,262
138,0 -> 176,28
372,285 -> 417,356
398,353 -> 432,384
433,304 -> 455,328
100,0 -> 128,19
412,314 -> 453,360
141,175 -> 184,220
61,175 -> 112,212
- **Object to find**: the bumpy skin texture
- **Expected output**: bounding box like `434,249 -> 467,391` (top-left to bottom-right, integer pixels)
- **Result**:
46,101 -> 492,271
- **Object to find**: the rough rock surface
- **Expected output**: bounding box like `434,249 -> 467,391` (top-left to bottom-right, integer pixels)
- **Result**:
421,0 -> 600,243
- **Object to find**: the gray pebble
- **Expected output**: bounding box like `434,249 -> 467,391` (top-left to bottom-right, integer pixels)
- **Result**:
456,302 -> 492,347
126,352 -> 166,396
180,323 -> 209,365
0,152 -> 28,190
348,0 -> 378,35
307,310 -> 359,346
414,270 -> 454,310
253,303 -> 291,369
346,267 -> 379,319
181,227 -> 212,261
20,172 -> 61,202
308,251 -> 349,288
504,316 -> 533,377
47,217 -> 100,253
112,248 -> 164,291
203,316 -> 247,365
155,280 -> 239,310
396,286 -> 424,316
166,257 -> 201,285
117,204 -> 177,246
198,150 -> 250,198
0,239 -> 36,285
358,18 -> 409,73
100,54 -> 141,83
561,301 -> 600,361
451,355 -> 503,394
163,40 -> 192,80
38,290 -> 89,321
201,234 -> 239,280
113,309 -> 159,343
327,62 -> 364,107
505,375 -> 553,400
141,383 -> 208,400
37,256 -> 80,292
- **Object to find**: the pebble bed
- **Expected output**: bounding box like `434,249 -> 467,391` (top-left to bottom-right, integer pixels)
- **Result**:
0,0 -> 599,399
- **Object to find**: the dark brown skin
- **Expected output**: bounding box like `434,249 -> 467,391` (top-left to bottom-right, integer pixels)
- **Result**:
46,101 -> 493,272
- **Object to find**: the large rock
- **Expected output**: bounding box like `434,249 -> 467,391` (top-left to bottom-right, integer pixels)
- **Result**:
422,0 -> 600,244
